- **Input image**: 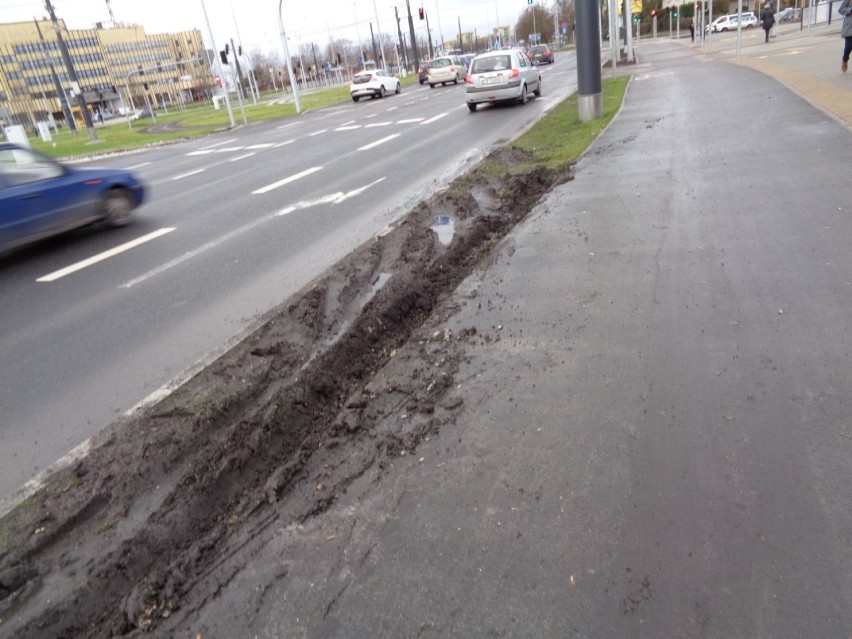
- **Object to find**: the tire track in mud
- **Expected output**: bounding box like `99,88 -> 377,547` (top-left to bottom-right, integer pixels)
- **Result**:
0,148 -> 572,637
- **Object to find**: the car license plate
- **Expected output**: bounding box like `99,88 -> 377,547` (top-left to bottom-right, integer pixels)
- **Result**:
482,76 -> 500,86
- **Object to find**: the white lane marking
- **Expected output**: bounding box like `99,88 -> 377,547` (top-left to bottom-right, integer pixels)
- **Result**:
230,152 -> 256,162
173,169 -> 205,180
119,223 -> 267,289
246,143 -> 275,149
365,122 -> 392,128
365,113 -> 378,119
252,166 -> 323,194
421,112 -> 449,125
340,119 -> 355,126
386,106 -> 398,111
397,118 -> 424,124
201,138 -> 237,149
274,139 -> 295,147
119,178 -> 384,288
309,129 -> 328,136
186,150 -> 214,156
277,121 -> 299,129
125,161 -> 151,169
38,228 -> 176,283
358,134 -> 399,151
215,146 -> 245,153
335,125 -> 361,131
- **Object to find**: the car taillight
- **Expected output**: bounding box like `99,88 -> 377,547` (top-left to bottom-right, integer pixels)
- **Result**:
465,74 -> 473,84
509,68 -> 520,78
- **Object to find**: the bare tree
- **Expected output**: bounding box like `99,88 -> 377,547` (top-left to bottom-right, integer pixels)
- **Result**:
515,5 -> 557,45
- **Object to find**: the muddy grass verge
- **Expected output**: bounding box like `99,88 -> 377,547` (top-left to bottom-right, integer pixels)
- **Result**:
0,145 -> 573,637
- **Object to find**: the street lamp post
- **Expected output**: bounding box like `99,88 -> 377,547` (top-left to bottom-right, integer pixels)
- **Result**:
279,0 -> 302,113
200,0 -> 236,127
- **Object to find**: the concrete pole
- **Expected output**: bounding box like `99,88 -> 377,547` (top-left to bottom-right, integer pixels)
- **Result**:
278,0 -> 302,112
200,0 -> 236,126
575,0 -> 602,121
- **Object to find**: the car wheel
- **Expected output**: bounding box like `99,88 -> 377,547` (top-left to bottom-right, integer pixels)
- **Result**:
453,76 -> 459,84
352,96 -> 360,102
419,79 -> 424,84
379,86 -> 386,98
519,84 -> 528,105
102,189 -> 134,227
395,81 -> 401,94
467,103 -> 477,112
429,83 -> 435,88
533,78 -> 542,97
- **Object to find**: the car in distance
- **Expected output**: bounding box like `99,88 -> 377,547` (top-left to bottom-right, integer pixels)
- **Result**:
705,12 -> 757,32
738,13 -> 759,28
417,60 -> 431,84
0,142 -> 145,255
776,7 -> 802,22
529,44 -> 554,64
464,49 -> 541,112
349,69 -> 401,101
427,56 -> 467,87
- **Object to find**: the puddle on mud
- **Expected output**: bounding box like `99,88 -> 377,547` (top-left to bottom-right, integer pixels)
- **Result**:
430,216 -> 455,246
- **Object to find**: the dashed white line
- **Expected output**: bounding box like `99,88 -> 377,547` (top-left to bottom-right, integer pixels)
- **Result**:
274,139 -> 295,147
173,168 -> 205,180
276,122 -> 299,130
246,143 -> 275,149
358,134 -> 400,151
365,122 -> 392,127
340,120 -> 356,126
215,146 -> 245,153
186,150 -> 214,156
125,161 -> 151,169
309,129 -> 328,136
397,118 -> 424,124
37,228 -> 176,283
230,152 -> 256,162
421,112 -> 449,125
201,138 -> 237,149
335,125 -> 361,131
252,166 -> 324,194
386,106 -> 398,111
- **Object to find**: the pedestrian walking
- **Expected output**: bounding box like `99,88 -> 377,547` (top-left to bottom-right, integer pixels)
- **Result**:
689,19 -> 695,42
761,2 -> 775,42
839,0 -> 852,72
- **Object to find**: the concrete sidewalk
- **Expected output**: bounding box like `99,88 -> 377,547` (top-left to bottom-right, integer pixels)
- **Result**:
164,33 -> 852,638
680,22 -> 851,127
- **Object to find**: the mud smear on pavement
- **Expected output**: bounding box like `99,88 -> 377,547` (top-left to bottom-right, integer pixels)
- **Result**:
0,147 -> 571,637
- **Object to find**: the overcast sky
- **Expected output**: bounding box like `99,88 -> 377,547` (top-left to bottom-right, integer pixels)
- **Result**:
1,0 -> 538,55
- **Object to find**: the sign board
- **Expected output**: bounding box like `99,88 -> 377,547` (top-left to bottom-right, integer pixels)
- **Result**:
618,0 -> 643,15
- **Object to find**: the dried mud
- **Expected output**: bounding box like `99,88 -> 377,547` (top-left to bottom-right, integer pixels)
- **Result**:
0,147 -> 572,638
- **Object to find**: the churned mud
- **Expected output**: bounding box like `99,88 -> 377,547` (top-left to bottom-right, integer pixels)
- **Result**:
0,147 -> 572,637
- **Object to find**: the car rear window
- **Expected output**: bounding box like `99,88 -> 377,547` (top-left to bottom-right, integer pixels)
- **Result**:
470,55 -> 512,74
431,58 -> 451,68
531,46 -> 546,53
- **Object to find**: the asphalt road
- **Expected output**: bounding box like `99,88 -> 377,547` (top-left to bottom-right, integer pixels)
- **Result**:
156,40 -> 852,637
0,58 -> 577,503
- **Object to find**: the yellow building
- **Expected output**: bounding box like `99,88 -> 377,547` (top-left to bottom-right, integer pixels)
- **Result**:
0,18 -> 214,129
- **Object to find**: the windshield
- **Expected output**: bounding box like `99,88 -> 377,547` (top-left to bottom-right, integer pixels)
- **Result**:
431,58 -> 451,68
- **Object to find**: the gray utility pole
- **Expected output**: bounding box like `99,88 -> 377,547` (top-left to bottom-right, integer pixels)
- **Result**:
44,0 -> 96,140
34,18 -> 70,132
406,0 -> 420,75
575,0 -> 602,121
200,0 -> 236,127
228,39 -> 248,124
424,11 -> 434,58
395,6 -> 409,68
458,16 -> 463,52
369,23 -> 380,68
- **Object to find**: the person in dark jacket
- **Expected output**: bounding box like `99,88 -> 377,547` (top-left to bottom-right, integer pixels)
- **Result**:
839,0 -> 852,72
761,2 -> 775,42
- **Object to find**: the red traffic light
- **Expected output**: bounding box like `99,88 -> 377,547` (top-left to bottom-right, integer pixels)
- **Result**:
418,7 -> 424,19
650,8 -> 657,16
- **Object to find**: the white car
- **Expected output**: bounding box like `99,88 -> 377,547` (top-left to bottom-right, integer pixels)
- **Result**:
349,69 -> 401,101
464,49 -> 541,112
427,56 -> 467,87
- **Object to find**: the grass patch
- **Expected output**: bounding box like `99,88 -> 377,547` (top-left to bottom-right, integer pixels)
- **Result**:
0,525 -> 10,550
510,75 -> 630,171
95,519 -> 118,534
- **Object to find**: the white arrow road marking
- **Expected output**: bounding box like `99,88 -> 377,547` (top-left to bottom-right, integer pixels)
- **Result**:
252,166 -> 323,194
119,177 -> 384,288
358,134 -> 399,151
421,112 -> 449,125
37,227 -> 176,283
173,169 -> 205,180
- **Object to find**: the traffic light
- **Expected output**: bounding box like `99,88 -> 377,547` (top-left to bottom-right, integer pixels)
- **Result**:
418,7 -> 424,19
220,50 -> 228,64
650,8 -> 657,16
672,8 -> 678,16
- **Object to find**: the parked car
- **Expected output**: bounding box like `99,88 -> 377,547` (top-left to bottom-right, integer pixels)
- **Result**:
427,56 -> 467,87
705,12 -> 757,33
529,44 -> 554,64
0,143 -> 145,255
417,61 -> 431,84
464,49 -> 541,112
349,69 -> 401,101
776,7 -> 802,22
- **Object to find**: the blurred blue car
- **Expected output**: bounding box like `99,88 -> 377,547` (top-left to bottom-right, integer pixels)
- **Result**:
0,142 -> 145,255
